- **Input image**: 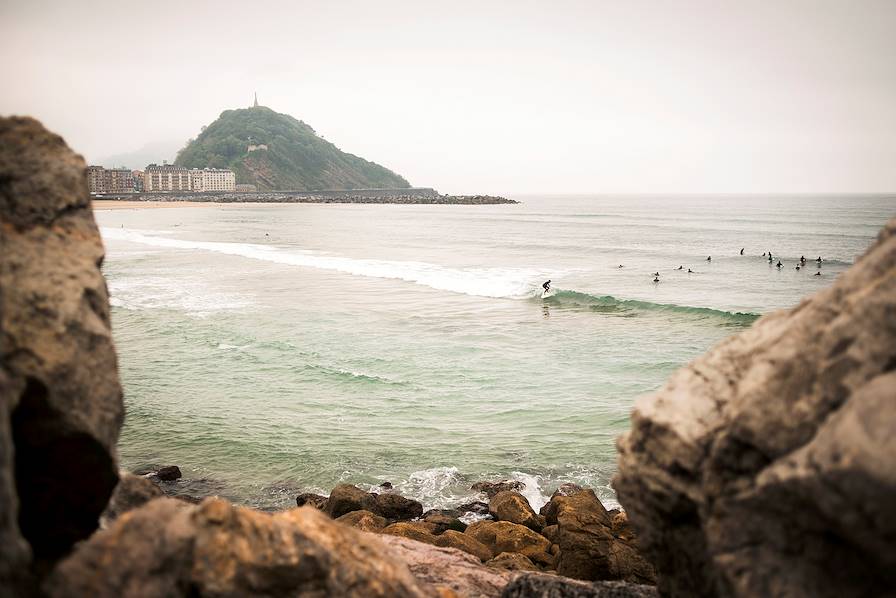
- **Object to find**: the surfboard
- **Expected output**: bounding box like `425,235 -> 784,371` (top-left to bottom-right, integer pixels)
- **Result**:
541,288 -> 556,299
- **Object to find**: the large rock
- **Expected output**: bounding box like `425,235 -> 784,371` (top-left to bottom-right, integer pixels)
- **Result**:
45,498 -> 426,597
336,509 -> 388,532
501,575 -> 659,598
615,219 -> 896,597
489,491 -> 544,531
378,534 -> 516,597
100,473 -> 163,527
0,117 -> 123,591
472,480 -> 525,498
295,492 -> 327,509
465,520 -> 554,567
487,552 -> 539,572
375,491 -> 424,520
324,484 -> 422,520
436,529 -> 494,562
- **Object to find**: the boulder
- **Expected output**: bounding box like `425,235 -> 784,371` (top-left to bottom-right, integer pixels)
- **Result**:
472,480 -> 525,498
295,492 -> 327,509
100,473 -> 163,527
378,534 -> 516,598
487,552 -> 539,572
489,491 -> 544,531
435,529 -> 493,562
501,575 -> 659,598
45,498 -> 426,597
615,219 -> 896,597
423,512 -> 467,533
375,492 -> 423,520
465,520 -> 554,567
381,521 -> 441,545
0,117 -> 124,591
457,501 -> 491,516
324,483 -> 379,518
547,489 -> 654,583
154,465 -> 181,481
337,509 -> 388,532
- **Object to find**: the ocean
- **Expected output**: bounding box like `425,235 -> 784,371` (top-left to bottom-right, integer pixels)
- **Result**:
96,194 -> 895,511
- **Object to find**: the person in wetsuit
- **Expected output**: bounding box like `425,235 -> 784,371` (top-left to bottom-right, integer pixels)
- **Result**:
542,280 -> 551,293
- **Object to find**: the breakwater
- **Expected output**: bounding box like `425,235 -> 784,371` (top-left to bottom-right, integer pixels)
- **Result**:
93,187 -> 517,204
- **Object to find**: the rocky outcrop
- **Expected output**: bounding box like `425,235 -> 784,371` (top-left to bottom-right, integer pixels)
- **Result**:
472,480 -> 525,498
154,465 -> 182,481
0,116 -> 123,592
378,534 -> 516,597
324,483 -> 422,520
501,575 -> 659,598
46,499 -> 426,597
465,520 -> 554,568
487,552 -> 539,572
100,472 -> 163,527
296,492 -> 327,509
489,490 -> 545,531
615,219 -> 896,597
336,509 -> 388,532
436,530 -> 494,562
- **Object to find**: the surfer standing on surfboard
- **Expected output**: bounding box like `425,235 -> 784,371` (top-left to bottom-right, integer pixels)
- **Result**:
542,280 -> 551,295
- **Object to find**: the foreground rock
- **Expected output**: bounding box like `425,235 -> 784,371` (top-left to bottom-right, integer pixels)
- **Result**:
324,483 -> 423,520
615,220 -> 896,597
489,490 -> 545,531
100,472 -> 163,527
0,116 -> 124,591
501,575 -> 659,598
46,498 -> 426,597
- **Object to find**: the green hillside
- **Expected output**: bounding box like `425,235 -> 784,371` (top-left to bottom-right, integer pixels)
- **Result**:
174,106 -> 410,191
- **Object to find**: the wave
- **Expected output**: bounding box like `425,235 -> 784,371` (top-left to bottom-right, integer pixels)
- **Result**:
541,290 -> 759,323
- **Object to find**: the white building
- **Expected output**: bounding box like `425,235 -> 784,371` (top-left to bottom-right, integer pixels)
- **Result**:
195,168 -> 236,192
143,165 -> 235,192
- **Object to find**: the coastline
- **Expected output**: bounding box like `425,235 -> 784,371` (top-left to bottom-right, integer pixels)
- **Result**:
93,199 -> 227,210
91,189 -> 517,205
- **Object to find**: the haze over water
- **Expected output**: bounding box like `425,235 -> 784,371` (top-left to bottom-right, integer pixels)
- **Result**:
97,195 -> 894,510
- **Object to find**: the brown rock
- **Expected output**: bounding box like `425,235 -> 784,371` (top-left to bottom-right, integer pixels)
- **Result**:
381,521 -> 441,545
375,492 -> 423,520
501,574 -> 659,597
615,220 -> 896,597
337,509 -> 388,532
378,534 -> 515,598
489,491 -> 543,531
295,492 -> 327,509
471,480 -> 524,498
100,473 -> 163,527
424,512 -> 467,533
436,530 -> 493,561
486,552 -> 539,572
456,501 -> 491,516
154,465 -> 181,481
324,483 -> 379,518
0,117 -> 124,591
465,520 -> 554,567
541,524 -> 559,544
44,498 -> 426,597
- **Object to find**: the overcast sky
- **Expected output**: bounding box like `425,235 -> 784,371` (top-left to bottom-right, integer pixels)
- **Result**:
2,0 -> 894,194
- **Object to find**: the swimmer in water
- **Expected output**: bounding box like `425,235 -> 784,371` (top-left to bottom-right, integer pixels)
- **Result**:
618,264 -> 624,268
707,256 -> 712,261
740,248 -> 744,255
677,265 -> 683,270
688,268 -> 694,273
653,276 -> 659,283
815,271 -> 821,276
796,265 -> 801,270
776,260 -> 783,268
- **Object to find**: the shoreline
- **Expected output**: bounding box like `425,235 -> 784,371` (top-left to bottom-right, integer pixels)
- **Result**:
91,189 -> 517,205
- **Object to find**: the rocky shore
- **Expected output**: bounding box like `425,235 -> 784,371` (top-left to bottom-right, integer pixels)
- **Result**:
2,115 -> 894,597
92,189 -> 518,205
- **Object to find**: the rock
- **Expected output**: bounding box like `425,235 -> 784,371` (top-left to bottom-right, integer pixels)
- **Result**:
614,219 -> 896,597
324,483 -> 379,518
501,575 -> 659,597
541,524 -> 559,544
465,520 -> 554,567
489,491 -> 544,531
436,530 -> 494,562
472,480 -> 525,498
0,117 -> 124,591
337,509 -> 388,532
295,492 -> 328,509
375,492 -> 423,520
100,473 -> 163,527
379,481 -> 393,489
378,534 -> 516,598
487,552 -> 539,572
457,501 -> 491,516
154,465 -> 181,481
547,489 -> 654,583
424,512 -> 468,533
45,498 -> 426,597
381,521 -> 441,545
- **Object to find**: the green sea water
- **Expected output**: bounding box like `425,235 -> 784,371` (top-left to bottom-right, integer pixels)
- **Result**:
97,194 -> 895,510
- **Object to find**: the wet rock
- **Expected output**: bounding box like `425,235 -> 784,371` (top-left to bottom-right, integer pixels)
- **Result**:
324,483 -> 379,518
381,521 -> 441,545
489,491 -> 544,532
614,219 -> 896,597
45,498 -> 425,597
501,575 -> 659,598
424,512 -> 467,533
472,480 -> 525,498
487,552 -> 539,572
295,492 -> 328,509
378,535 -> 516,598
547,489 -> 654,583
541,524 -> 559,544
375,492 -> 423,520
0,117 -> 124,591
457,501 -> 491,516
379,481 -> 393,489
464,520 -> 554,567
436,530 -> 493,562
337,509 -> 388,532
154,465 -> 181,481
100,473 -> 163,527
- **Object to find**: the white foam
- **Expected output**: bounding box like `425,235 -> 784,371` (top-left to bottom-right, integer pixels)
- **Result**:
510,471 -> 550,511
107,275 -> 249,317
101,228 -> 544,299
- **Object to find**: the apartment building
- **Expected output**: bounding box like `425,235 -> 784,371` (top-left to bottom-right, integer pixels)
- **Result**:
86,165 -> 136,193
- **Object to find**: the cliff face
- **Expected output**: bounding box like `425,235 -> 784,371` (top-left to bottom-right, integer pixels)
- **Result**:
0,117 -> 124,594
174,106 -> 411,191
615,220 -> 896,596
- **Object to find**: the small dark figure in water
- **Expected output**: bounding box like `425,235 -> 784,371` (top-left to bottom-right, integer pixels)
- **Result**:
817,256 -> 822,262
653,276 -> 660,283
542,280 -> 551,293
768,255 -> 773,262
815,271 -> 821,276
706,256 -> 711,261
800,255 -> 806,264
618,264 -> 624,268
740,248 -> 744,255
796,265 -> 801,271
776,261 -> 783,268
653,272 -> 660,277
688,268 -> 694,273
677,265 -> 683,270
762,252 -> 766,257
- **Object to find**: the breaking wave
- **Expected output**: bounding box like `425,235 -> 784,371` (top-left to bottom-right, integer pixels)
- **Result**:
541,290 -> 759,323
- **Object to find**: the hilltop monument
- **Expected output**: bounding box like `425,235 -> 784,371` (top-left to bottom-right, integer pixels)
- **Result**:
253,92 -> 259,108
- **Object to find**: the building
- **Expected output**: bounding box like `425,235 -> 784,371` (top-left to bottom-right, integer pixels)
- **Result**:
86,165 -> 136,194
144,164 -> 192,192
143,164 -> 235,192
132,170 -> 144,192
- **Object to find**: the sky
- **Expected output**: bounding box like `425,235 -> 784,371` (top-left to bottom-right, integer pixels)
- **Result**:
1,0 -> 895,194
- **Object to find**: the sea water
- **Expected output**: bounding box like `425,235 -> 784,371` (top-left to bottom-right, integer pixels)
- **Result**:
96,194 -> 895,511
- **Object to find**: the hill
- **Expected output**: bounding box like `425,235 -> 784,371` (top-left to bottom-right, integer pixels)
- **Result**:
174,106 -> 410,191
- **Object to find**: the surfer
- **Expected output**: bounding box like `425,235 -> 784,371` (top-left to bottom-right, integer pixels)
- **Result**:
688,268 -> 694,273
618,264 -> 624,268
677,265 -> 683,270
816,256 -> 823,263
707,256 -> 712,261
653,276 -> 659,283
796,265 -> 801,271
776,260 -> 783,268
768,255 -> 773,263
800,255 -> 806,264
740,248 -> 744,255
815,271 -> 821,276
542,280 -> 551,293
653,272 -> 660,277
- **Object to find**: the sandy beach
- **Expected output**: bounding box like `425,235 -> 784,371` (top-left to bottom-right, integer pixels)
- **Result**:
92,200 -> 224,210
